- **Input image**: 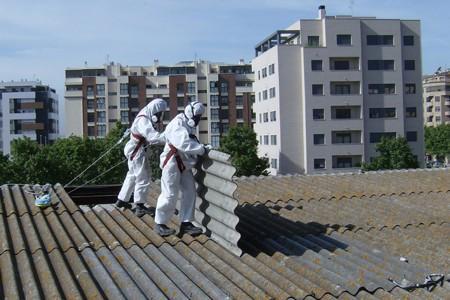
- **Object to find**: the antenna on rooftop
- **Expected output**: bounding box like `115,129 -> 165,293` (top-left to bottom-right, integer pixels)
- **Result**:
349,0 -> 354,15
84,61 -> 88,67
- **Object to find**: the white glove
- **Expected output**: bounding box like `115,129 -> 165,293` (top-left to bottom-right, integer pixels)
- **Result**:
204,144 -> 213,151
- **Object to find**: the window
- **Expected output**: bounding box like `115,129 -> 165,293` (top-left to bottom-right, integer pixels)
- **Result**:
406,107 -> 417,118
236,109 -> 244,119
211,122 -> 220,134
270,135 -> 277,145
210,81 -> 218,93
120,97 -> 128,109
259,135 -> 262,144
86,85 -> 94,97
210,95 -> 219,106
211,108 -> 219,119
311,60 -> 322,71
333,84 -> 351,95
87,126 -> 95,137
270,111 -> 276,121
337,34 -> 351,45
176,83 -> 184,93
314,134 -> 325,145
370,132 -> 396,143
269,87 -> 276,98
259,113 -> 262,123
405,83 -> 416,94
335,108 -> 351,119
403,35 -> 414,46
264,135 -> 269,145
130,85 -> 139,95
219,109 -> 228,119
367,35 -> 394,45
336,157 -> 352,168
222,123 -> 229,134
236,96 -> 243,106
220,96 -> 228,106
87,113 -> 95,123
263,112 -> 269,122
262,90 -> 268,100
404,60 -> 415,70
313,108 -> 324,120
271,158 -> 278,169
269,64 -> 275,75
97,125 -> 106,137
369,108 -> 396,118
87,99 -> 95,109
262,67 -> 267,78
334,132 -> 352,144
333,60 -> 350,70
97,98 -> 105,109
120,83 -> 128,95
435,96 -> 441,102
220,82 -> 228,93
314,159 -> 325,169
211,136 -> 220,148
258,71 -> 260,80
308,36 -> 319,47
436,116 -> 441,122
97,111 -> 106,123
368,84 -> 395,94
177,97 -> 184,107
436,106 -> 441,112
187,82 -> 196,94
120,111 -> 129,123
312,84 -> 324,95
406,131 -> 417,142
258,92 -> 261,102
368,60 -> 394,70
96,84 -> 105,96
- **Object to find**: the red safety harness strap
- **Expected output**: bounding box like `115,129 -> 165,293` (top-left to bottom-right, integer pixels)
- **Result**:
162,144 -> 186,172
129,114 -> 150,161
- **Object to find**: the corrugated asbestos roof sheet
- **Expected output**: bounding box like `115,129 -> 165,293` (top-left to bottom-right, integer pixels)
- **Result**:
1,152 -> 449,299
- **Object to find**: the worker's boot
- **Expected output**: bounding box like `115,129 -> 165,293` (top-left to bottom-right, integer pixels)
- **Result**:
155,224 -> 176,237
134,204 -> 154,218
115,199 -> 132,210
179,222 -> 203,236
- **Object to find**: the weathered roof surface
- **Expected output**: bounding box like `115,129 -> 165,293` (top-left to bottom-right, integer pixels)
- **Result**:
1,160 -> 449,299
235,168 -> 450,204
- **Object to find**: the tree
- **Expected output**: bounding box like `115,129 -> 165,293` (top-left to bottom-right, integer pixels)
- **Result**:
362,136 -> 418,171
424,124 -> 450,159
219,125 -> 269,177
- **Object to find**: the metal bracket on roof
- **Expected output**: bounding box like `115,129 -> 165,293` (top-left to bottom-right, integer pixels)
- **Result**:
388,274 -> 445,291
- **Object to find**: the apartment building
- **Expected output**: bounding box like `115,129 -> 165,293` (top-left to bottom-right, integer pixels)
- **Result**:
64,61 -> 254,148
423,69 -> 450,126
0,81 -> 59,154
253,5 -> 424,175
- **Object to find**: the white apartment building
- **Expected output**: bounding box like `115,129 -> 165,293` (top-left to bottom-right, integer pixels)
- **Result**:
253,5 -> 424,175
65,61 -> 254,147
423,69 -> 450,126
0,81 -> 59,154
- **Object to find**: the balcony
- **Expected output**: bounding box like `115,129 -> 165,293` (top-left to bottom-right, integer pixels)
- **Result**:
445,100 -> 450,106
332,155 -> 362,169
331,131 -> 362,145
330,81 -> 360,95
329,57 -> 360,71
445,111 -> 450,117
331,106 -> 361,120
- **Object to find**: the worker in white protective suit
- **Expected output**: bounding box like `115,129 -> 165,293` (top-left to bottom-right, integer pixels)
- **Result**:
154,101 -> 211,236
115,98 -> 167,217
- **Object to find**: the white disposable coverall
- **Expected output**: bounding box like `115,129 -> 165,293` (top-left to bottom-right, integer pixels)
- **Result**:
155,103 -> 205,225
118,99 -> 166,204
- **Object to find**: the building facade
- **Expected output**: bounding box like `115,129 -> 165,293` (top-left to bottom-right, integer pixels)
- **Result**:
0,81 -> 59,154
423,70 -> 450,127
64,61 -> 254,148
253,6 -> 424,175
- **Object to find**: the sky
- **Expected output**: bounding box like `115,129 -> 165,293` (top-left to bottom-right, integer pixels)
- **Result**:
1,0 -> 449,129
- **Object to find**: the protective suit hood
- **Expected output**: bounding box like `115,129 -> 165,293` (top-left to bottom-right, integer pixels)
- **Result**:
184,101 -> 205,127
142,98 -> 167,123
